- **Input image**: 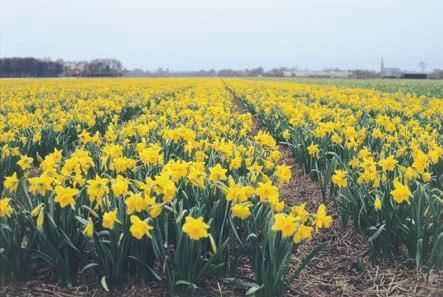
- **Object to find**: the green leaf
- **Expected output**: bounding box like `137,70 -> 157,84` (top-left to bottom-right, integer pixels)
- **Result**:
246,285 -> 263,295
208,233 -> 217,253
368,224 -> 385,243
79,263 -> 98,275
128,256 -> 162,281
175,280 -> 199,289
416,239 -> 423,268
101,276 -> 109,292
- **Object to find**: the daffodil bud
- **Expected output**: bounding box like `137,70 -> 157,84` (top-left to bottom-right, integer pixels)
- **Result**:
31,203 -> 44,217
83,218 -> 94,238
374,197 -> 382,210
37,208 -> 44,230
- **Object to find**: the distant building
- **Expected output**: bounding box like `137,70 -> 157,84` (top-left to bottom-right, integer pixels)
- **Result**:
401,73 -> 427,79
380,58 -> 428,79
291,69 -> 351,78
381,58 -> 402,78
282,70 -> 296,77
351,70 -> 379,79
324,68 -> 352,78
382,68 -> 402,78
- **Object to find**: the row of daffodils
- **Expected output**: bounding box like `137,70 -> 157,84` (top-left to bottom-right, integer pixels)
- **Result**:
226,79 -> 442,268
0,78 -> 331,296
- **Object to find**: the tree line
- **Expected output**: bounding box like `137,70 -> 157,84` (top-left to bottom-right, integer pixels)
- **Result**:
3,57 -> 442,79
0,59 -> 296,78
0,57 -> 123,77
123,67 -> 291,77
0,58 -> 63,77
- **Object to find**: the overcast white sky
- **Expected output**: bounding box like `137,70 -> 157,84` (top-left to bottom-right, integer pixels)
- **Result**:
1,0 -> 442,71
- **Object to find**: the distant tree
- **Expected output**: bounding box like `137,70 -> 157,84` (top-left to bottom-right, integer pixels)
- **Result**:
0,57 -> 63,77
248,67 -> 264,76
79,59 -> 123,77
267,67 -> 288,77
218,69 -> 243,77
428,69 -> 443,79
0,57 -> 126,77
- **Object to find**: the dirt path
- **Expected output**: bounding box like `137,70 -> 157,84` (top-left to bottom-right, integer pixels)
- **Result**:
229,89 -> 442,297
280,145 -> 441,297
